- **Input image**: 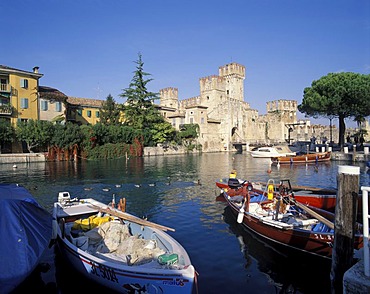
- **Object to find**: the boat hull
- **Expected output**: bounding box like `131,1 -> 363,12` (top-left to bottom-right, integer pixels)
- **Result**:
216,179 -> 337,211
271,151 -> 331,164
53,198 -> 195,294
223,193 -> 363,259
57,238 -> 195,293
249,146 -> 296,158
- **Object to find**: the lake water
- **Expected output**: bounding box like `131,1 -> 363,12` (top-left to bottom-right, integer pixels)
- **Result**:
4,152 -> 370,294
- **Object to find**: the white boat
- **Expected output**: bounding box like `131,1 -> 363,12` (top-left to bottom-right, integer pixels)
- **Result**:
53,192 -> 196,293
249,145 -> 296,158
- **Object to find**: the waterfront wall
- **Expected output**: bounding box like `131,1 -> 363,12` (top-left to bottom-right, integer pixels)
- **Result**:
143,146 -> 201,156
332,152 -> 370,162
0,153 -> 46,164
0,150 -> 368,162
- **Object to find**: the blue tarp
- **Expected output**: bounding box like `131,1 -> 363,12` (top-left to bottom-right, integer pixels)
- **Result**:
0,184 -> 52,293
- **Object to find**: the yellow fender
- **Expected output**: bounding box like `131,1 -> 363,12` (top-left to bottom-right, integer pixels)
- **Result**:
267,184 -> 274,200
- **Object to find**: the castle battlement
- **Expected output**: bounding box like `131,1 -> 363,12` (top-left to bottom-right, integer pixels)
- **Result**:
199,75 -> 224,83
266,99 -> 297,112
180,96 -> 201,109
199,75 -> 225,92
219,62 -> 245,78
159,87 -> 179,108
159,87 -> 178,99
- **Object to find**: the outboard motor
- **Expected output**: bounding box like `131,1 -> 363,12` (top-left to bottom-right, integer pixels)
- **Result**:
58,192 -> 71,204
228,178 -> 242,190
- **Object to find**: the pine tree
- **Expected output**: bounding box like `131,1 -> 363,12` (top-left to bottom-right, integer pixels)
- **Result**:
120,53 -> 161,129
100,94 -> 121,125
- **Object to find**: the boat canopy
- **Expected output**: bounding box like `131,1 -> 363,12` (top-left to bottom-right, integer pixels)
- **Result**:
0,184 -> 52,293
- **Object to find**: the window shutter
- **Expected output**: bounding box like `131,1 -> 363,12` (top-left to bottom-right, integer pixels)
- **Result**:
20,79 -> 28,88
41,100 -> 48,111
55,102 -> 62,112
21,98 -> 29,109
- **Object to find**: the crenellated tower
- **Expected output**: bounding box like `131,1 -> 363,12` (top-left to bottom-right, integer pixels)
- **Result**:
266,99 -> 297,123
159,87 -> 179,109
219,62 -> 245,101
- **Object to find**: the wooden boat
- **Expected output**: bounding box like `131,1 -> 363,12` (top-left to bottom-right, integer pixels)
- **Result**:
0,184 -> 53,293
222,188 -> 363,259
252,180 -> 337,212
249,145 -> 296,158
271,151 -> 331,165
216,178 -> 337,211
52,192 -> 196,294
216,178 -> 246,190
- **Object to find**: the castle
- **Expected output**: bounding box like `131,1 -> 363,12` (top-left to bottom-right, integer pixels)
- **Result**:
158,62 -> 335,152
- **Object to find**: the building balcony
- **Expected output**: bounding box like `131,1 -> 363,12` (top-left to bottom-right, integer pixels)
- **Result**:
0,104 -> 13,116
0,83 -> 11,93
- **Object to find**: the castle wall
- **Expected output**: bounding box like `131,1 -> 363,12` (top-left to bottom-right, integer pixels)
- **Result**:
199,122 -> 224,152
159,87 -> 178,108
158,62 -> 306,151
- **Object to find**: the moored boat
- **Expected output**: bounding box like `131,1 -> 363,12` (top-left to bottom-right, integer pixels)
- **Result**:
0,184 -> 53,293
52,192 -> 196,294
249,145 -> 296,158
252,180 -> 337,212
222,187 -> 363,259
216,178 -> 337,211
271,151 -> 331,165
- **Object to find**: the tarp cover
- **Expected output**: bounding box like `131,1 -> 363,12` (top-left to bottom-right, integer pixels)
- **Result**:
0,183 -> 52,293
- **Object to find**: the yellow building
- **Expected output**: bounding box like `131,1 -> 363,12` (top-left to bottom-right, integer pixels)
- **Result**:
66,97 -> 103,125
0,65 -> 43,126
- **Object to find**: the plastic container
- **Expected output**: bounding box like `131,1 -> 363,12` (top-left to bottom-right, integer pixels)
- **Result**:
158,253 -> 178,265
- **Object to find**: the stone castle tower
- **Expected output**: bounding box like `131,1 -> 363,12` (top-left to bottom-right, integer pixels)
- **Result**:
158,62 -> 299,152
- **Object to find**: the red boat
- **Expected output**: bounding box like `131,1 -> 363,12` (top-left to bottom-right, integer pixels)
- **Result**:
222,188 -> 363,259
216,178 -> 337,211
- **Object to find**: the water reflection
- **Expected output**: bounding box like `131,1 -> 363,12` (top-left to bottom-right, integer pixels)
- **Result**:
222,206 -> 332,293
2,153 -> 369,294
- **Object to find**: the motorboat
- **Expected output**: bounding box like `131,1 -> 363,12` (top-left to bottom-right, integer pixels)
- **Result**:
249,145 -> 296,158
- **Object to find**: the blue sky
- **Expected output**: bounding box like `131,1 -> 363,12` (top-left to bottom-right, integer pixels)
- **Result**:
1,0 -> 369,127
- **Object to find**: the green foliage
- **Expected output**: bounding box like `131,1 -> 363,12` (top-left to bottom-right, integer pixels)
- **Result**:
176,124 -> 200,151
119,53 -> 162,131
99,94 -> 121,125
110,125 -> 143,144
79,124 -> 95,151
91,123 -> 110,146
298,72 -> 370,147
178,124 -> 199,139
51,122 -> 82,150
90,123 -> 143,146
0,118 -> 15,144
16,119 -> 54,152
151,121 -> 177,144
85,138 -> 143,159
78,123 -> 145,158
85,143 -> 131,159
